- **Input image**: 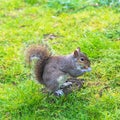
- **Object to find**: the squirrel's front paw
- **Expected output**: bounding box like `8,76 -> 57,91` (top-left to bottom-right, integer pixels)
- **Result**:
54,89 -> 64,96
81,67 -> 91,72
60,82 -> 72,89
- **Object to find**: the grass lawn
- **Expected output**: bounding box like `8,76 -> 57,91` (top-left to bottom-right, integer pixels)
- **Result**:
0,0 -> 120,119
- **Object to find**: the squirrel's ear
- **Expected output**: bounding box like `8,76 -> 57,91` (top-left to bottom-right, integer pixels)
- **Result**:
74,50 -> 79,57
77,47 -> 81,52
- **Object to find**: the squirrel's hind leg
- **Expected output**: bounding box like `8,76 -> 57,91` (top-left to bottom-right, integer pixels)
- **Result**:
54,82 -> 72,96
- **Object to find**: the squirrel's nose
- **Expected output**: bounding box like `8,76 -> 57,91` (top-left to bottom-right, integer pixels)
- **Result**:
84,66 -> 88,69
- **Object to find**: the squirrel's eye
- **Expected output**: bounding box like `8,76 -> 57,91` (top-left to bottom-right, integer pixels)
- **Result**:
80,58 -> 84,61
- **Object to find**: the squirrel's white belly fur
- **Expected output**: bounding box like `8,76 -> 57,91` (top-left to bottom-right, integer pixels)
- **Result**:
57,74 -> 69,87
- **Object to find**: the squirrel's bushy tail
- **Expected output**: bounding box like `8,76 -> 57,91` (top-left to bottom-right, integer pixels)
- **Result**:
26,45 -> 51,84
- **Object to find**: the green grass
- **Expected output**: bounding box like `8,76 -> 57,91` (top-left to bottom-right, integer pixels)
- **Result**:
0,0 -> 120,119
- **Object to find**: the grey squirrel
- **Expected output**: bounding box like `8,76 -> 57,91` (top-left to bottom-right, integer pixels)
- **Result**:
26,45 -> 91,96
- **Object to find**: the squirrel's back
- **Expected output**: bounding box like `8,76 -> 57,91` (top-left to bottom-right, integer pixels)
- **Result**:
26,45 -> 51,84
